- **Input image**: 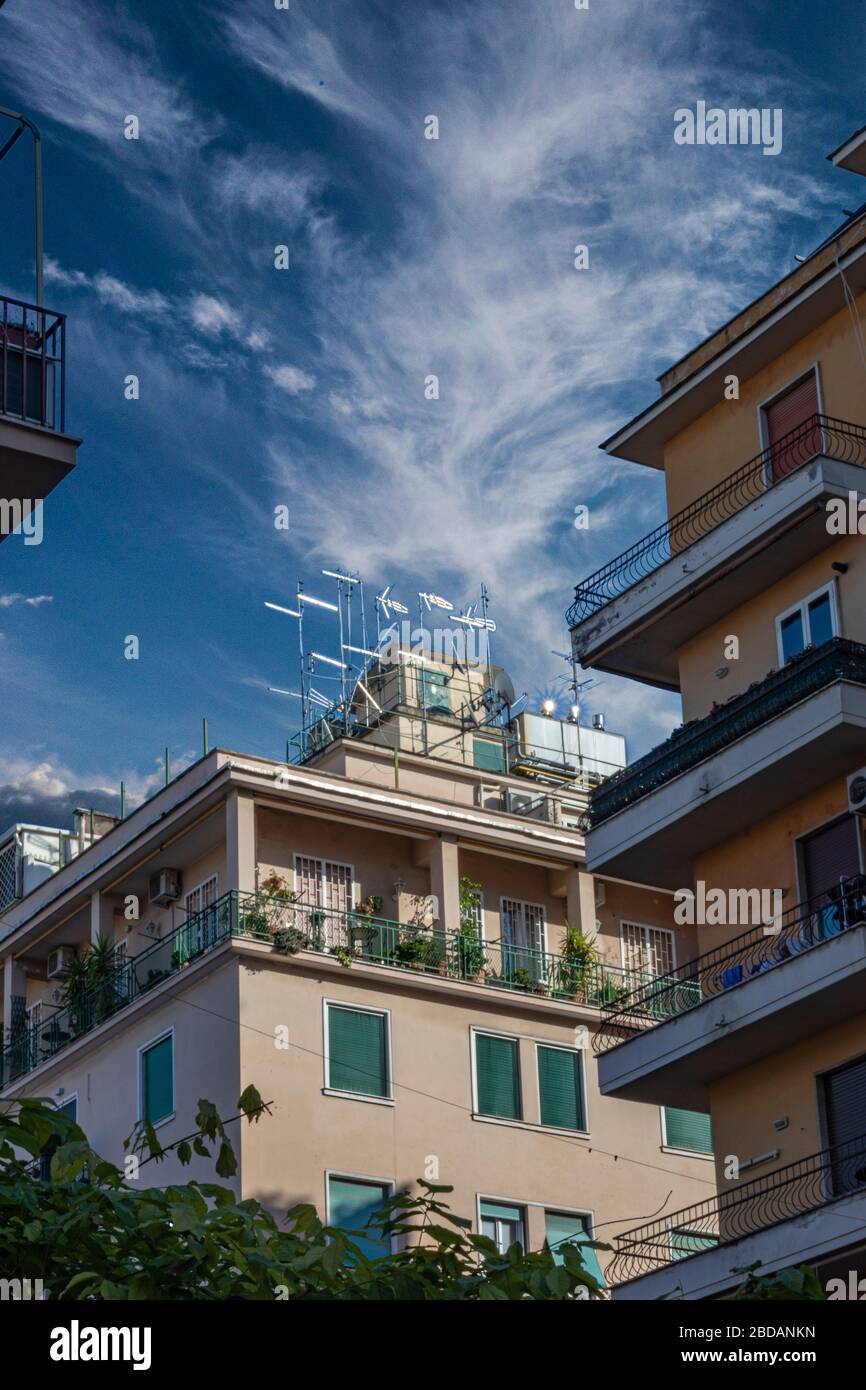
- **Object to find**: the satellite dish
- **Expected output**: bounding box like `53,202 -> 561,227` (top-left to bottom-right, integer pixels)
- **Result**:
492,669 -> 516,706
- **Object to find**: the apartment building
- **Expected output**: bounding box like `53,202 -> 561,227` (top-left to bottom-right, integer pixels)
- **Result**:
0,653 -> 713,1282
568,123 -> 866,1298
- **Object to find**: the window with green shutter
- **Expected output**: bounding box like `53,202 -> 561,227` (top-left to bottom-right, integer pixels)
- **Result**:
327,1176 -> 391,1261
141,1034 -> 173,1124
538,1045 -> 585,1131
544,1211 -> 606,1287
475,1033 -> 521,1119
663,1107 -> 713,1154
473,738 -> 505,773
327,1005 -> 389,1098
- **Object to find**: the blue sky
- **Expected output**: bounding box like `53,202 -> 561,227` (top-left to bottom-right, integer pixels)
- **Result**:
0,0 -> 864,828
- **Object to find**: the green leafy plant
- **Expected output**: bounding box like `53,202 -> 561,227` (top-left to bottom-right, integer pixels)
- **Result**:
455,876 -> 487,978
394,933 -> 435,969
0,1093 -> 607,1300
332,946 -> 356,969
558,923 -> 600,999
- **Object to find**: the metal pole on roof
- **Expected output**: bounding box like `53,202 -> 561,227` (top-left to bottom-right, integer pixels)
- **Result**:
165,748 -> 171,786
203,717 -> 209,756
120,782 -> 125,819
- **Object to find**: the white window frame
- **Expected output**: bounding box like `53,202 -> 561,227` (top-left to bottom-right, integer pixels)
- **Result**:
463,886 -> 485,937
56,1092 -> 78,1122
322,999 -> 394,1105
659,1106 -> 715,1159
137,1026 -> 176,1129
25,1000 -> 42,1030
324,1170 -> 396,1254
292,855 -> 356,910
477,1195 -> 527,1255
620,920 -> 676,978
775,581 -> 839,667
534,1040 -> 589,1136
499,896 -> 547,954
184,872 -> 219,916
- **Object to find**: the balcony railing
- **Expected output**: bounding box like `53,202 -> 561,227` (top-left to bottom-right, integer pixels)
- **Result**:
0,891 -> 662,1088
607,1131 -> 866,1287
566,415 -> 866,629
585,637 -> 866,830
0,294 -> 66,432
593,876 -> 866,1057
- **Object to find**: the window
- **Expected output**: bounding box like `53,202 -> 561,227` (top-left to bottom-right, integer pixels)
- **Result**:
57,1094 -> 78,1122
800,815 -> 861,905
419,668 -> 450,714
474,1032 -> 521,1120
500,897 -> 546,981
823,1054 -> 866,1197
185,873 -> 218,916
295,857 -> 354,948
670,1227 -> 719,1260
537,1045 -> 586,1131
473,738 -> 505,773
462,885 -> 484,933
140,1032 -> 174,1125
775,584 -> 837,665
326,1003 -> 390,1099
621,921 -> 675,979
663,1107 -> 713,1154
763,371 -> 820,482
327,1175 -> 392,1261
25,1000 -> 42,1030
480,1200 -> 525,1254
544,1210 -> 606,1287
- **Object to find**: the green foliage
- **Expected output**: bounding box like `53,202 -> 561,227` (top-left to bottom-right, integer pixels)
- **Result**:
0,1093 -> 606,1300
455,876 -> 487,977
558,922 -> 600,997
720,1261 -> 827,1301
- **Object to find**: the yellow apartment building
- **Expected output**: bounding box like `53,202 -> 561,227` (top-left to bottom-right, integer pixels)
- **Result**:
0,649 -> 713,1283
568,122 -> 866,1298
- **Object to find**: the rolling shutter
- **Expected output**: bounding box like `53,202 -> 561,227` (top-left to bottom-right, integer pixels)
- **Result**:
142,1034 -> 173,1123
824,1055 -> 866,1197
328,1006 -> 388,1097
476,1033 -> 520,1119
802,816 -> 861,905
765,374 -> 819,480
664,1106 -> 713,1153
538,1046 -> 585,1130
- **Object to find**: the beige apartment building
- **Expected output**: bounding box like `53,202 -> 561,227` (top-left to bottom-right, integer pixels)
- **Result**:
0,654 -> 713,1282
568,122 -> 866,1297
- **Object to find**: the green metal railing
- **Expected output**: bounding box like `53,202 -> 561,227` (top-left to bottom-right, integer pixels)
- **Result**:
1,891 -> 674,1088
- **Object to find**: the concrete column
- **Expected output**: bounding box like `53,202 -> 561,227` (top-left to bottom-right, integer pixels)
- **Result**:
429,834 -> 460,932
226,792 -> 257,894
566,870 -> 598,937
90,890 -> 115,946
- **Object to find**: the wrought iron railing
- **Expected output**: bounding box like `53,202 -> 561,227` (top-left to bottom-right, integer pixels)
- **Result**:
0,891 -> 663,1087
585,637 -> 866,829
593,876 -> 866,1056
566,414 -> 866,629
0,294 -> 66,432
607,1131 -> 866,1286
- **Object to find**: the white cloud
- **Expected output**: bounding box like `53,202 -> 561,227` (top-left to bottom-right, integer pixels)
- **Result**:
263,364 -> 317,395
0,594 -> 53,609
189,294 -> 242,337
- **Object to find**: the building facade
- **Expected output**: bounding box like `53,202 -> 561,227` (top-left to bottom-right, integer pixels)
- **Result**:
569,124 -> 866,1297
0,689 -> 713,1282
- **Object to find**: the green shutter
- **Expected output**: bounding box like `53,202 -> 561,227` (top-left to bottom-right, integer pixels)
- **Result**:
545,1211 -> 606,1287
473,738 -> 505,773
671,1227 -> 719,1259
328,1177 -> 390,1261
664,1107 -> 713,1154
538,1046 -> 584,1130
142,1035 -> 173,1123
476,1034 -> 520,1119
328,1006 -> 388,1097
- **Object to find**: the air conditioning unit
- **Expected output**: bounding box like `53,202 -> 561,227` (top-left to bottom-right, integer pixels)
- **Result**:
47,945 -> 77,979
848,769 -> 866,814
149,868 -> 181,906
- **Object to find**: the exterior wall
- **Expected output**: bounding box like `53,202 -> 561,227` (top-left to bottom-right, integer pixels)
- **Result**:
709,1012 -> 866,1182
691,777 -> 853,953
14,959 -> 241,1189
458,848 -> 568,952
661,291 -> 866,519
237,953 -> 713,1275
677,544 -> 859,722
595,879 -> 698,971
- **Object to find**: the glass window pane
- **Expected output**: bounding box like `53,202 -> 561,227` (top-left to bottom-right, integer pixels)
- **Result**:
780,610 -> 805,662
328,1176 -> 390,1261
545,1211 -> 606,1286
807,592 -> 833,647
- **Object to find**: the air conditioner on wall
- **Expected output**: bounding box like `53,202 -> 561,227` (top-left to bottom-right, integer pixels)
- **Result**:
47,945 -> 77,979
149,868 -> 181,906
848,769 -> 866,815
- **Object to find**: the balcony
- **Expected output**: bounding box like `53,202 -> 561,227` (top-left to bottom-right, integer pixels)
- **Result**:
594,879 -> 866,1108
567,416 -> 866,687
608,1132 -> 866,1300
583,637 -> 866,885
0,891 -> 654,1089
0,293 -> 77,539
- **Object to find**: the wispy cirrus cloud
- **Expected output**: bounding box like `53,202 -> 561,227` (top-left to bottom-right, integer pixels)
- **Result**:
0,594 -> 53,609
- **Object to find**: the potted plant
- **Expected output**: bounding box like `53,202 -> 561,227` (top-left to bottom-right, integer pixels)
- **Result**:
455,876 -> 488,981
558,923 -> 601,1001
394,933 -> 434,971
